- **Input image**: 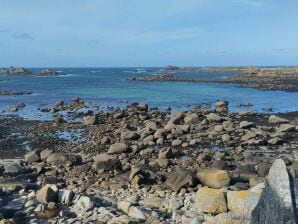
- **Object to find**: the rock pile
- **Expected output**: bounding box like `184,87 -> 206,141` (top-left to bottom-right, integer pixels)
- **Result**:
0,101 -> 297,223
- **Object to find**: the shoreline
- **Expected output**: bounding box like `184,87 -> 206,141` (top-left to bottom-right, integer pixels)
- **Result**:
129,67 -> 298,92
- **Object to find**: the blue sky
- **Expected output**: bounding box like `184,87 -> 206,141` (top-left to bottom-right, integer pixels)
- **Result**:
0,0 -> 298,67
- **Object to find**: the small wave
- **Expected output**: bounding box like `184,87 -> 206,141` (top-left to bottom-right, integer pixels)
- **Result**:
58,73 -> 77,77
90,70 -> 102,73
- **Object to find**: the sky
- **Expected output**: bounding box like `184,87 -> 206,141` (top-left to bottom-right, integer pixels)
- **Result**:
0,0 -> 298,67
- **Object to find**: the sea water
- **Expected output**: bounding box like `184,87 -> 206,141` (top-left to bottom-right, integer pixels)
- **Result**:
0,68 -> 298,120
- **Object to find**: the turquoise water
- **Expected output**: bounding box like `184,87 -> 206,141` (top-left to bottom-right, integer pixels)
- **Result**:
0,68 -> 298,120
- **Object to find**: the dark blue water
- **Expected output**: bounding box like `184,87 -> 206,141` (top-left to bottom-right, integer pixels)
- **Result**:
0,68 -> 298,120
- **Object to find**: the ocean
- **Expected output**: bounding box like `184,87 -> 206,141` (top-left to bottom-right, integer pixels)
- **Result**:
1,67 -> 298,120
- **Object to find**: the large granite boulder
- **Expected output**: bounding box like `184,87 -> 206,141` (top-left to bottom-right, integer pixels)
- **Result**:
251,159 -> 298,224
195,187 -> 227,214
227,190 -> 261,218
197,169 -> 230,189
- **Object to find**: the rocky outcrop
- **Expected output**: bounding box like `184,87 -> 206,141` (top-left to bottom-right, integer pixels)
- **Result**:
39,69 -> 59,76
251,159 -> 298,224
128,67 -> 298,92
0,67 -> 32,75
0,90 -> 32,96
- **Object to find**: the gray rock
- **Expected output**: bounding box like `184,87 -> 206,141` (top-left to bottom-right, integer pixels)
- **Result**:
158,147 -> 174,159
128,206 -> 146,220
92,153 -> 121,172
40,149 -> 54,161
1,160 -> 24,175
166,169 -> 196,192
83,115 -> 97,125
172,139 -> 182,147
240,121 -> 254,129
46,152 -> 81,166
206,113 -> 221,122
58,189 -> 74,205
73,196 -> 94,215
25,150 -> 40,164
184,113 -> 199,124
0,198 -> 25,218
251,159 -> 298,224
108,143 -> 128,154
268,115 -> 289,124
120,130 -> 138,140
276,124 -> 296,133
16,101 -> 25,108
36,185 -> 58,204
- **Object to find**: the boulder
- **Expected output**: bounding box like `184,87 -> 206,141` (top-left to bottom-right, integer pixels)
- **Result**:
40,149 -> 54,161
24,150 -> 40,164
2,161 -> 24,175
184,113 -> 199,124
166,169 -> 196,192
238,110 -> 257,116
83,115 -> 97,125
73,196 -> 94,215
241,131 -> 257,141
251,159 -> 297,223
36,185 -> 58,204
46,153 -> 81,166
58,189 -> 74,205
172,139 -> 182,147
118,200 -> 132,214
227,190 -> 261,218
92,153 -> 121,172
139,197 -> 164,209
129,165 -> 159,187
268,115 -> 289,124
240,121 -> 254,129
212,160 -> 229,170
206,113 -> 221,122
128,206 -> 146,220
108,143 -> 128,154
197,169 -> 230,188
158,147 -> 174,159
120,130 -> 138,141
276,124 -> 295,132
222,134 -> 231,143
215,101 -> 229,108
195,187 -> 227,214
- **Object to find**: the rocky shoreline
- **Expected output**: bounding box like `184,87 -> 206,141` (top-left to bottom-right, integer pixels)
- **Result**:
0,99 -> 297,223
128,67 -> 298,92
0,67 -> 62,77
0,90 -> 32,96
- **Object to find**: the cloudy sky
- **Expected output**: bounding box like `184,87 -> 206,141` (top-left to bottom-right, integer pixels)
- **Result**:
0,0 -> 298,67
